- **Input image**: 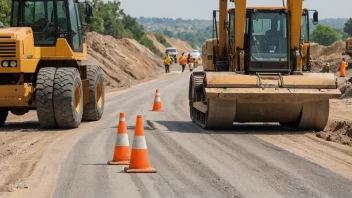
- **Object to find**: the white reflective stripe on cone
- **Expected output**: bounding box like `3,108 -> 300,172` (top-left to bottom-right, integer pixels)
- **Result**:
132,136 -> 147,149
155,97 -> 161,102
156,93 -> 160,96
119,118 -> 126,122
116,134 -> 129,146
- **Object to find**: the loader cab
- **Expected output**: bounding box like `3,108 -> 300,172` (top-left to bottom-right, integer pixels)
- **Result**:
10,0 -> 93,52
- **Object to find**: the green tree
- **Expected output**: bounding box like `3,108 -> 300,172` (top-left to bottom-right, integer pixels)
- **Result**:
138,35 -> 163,57
311,25 -> 342,46
344,18 -> 352,37
163,30 -> 174,37
335,28 -> 348,40
0,0 -> 11,26
122,14 -> 145,40
154,33 -> 171,47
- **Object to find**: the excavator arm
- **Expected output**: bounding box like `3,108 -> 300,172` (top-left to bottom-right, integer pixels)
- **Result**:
287,0 -> 304,72
218,0 -> 227,57
216,0 -> 246,71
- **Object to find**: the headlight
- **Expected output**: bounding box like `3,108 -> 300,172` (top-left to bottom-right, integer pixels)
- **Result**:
10,61 -> 17,67
2,61 -> 9,67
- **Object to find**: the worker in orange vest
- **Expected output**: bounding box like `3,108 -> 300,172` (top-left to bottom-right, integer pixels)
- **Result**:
340,58 -> 348,77
179,52 -> 187,72
187,53 -> 195,72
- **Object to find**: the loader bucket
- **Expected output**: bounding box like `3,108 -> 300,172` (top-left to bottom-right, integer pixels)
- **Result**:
189,72 -> 341,130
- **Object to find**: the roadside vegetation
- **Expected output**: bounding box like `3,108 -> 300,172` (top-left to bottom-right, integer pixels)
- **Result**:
155,33 -> 172,48
0,0 -> 165,57
138,17 -> 352,47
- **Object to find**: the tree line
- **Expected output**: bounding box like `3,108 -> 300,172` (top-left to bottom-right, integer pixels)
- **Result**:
311,19 -> 352,46
87,0 -> 163,56
0,0 -> 164,57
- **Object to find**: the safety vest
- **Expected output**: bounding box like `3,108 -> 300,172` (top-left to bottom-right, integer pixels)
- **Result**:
188,56 -> 194,63
340,61 -> 347,77
179,56 -> 187,65
164,56 -> 171,65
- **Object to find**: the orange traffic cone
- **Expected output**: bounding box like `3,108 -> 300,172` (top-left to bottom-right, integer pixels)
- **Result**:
152,89 -> 163,111
124,115 -> 156,173
108,112 -> 130,165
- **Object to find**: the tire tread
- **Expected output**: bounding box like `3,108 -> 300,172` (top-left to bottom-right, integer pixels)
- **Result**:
36,67 -> 57,128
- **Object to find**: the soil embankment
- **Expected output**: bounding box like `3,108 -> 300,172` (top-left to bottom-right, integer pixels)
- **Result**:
85,32 -> 164,90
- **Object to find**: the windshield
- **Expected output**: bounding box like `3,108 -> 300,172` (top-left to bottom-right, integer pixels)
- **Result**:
301,14 -> 309,43
250,12 -> 288,62
166,49 -> 177,53
11,0 -> 68,46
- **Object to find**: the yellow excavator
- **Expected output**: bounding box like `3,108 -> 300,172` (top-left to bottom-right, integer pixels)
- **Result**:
0,0 -> 104,128
190,0 -> 341,130
345,37 -> 352,57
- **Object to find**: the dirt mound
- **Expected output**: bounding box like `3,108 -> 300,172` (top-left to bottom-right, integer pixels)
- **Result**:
316,121 -> 352,146
340,83 -> 352,98
165,36 -> 193,54
85,32 -> 163,90
311,41 -> 346,58
146,31 -> 166,54
310,41 -> 351,74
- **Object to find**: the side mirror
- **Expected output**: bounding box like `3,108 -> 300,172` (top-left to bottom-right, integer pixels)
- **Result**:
85,3 -> 93,24
313,11 -> 318,25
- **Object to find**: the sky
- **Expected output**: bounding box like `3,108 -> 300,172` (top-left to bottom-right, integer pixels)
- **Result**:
116,0 -> 350,20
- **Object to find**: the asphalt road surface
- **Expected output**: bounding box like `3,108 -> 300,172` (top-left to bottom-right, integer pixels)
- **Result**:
52,70 -> 352,198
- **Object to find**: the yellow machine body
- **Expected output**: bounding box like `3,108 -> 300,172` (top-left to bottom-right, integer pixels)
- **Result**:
346,37 -> 352,57
0,27 -> 89,108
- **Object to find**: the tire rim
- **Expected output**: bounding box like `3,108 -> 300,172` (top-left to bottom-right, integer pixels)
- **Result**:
97,82 -> 103,108
75,85 -> 81,113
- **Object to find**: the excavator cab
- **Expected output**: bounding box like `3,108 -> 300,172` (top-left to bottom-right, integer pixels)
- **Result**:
227,8 -> 318,73
244,9 -> 289,73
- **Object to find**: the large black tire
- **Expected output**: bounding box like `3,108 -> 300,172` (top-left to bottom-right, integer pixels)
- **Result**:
83,65 -> 105,121
36,67 -> 57,128
53,68 -> 83,128
0,110 -> 8,127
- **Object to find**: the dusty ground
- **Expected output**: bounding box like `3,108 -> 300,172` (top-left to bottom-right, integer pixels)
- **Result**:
0,64 -> 185,198
0,66 -> 352,198
309,41 -> 352,145
0,39 -> 352,198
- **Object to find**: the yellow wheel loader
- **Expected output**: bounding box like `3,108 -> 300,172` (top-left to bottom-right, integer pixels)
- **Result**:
0,0 -> 105,128
189,0 -> 341,130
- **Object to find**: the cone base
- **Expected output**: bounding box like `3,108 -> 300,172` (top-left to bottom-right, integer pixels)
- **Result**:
108,160 -> 130,165
124,167 -> 157,173
152,109 -> 163,112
